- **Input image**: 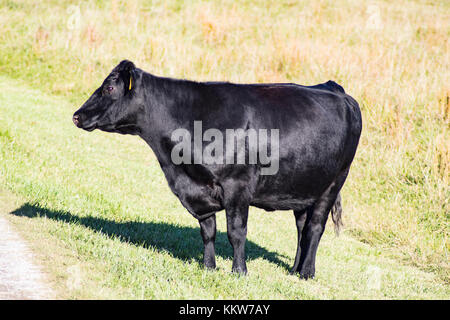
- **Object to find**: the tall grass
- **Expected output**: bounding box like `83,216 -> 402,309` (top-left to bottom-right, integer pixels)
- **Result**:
0,0 -> 448,280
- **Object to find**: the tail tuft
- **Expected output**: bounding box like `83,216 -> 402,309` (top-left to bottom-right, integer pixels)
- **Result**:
331,193 -> 343,236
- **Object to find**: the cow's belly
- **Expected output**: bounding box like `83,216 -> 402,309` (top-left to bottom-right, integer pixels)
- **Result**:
250,196 -> 316,212
250,164 -> 337,211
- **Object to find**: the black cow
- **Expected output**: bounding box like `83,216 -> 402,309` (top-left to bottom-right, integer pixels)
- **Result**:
73,60 -> 362,278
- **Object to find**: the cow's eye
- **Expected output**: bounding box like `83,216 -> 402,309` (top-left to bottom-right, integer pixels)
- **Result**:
106,86 -> 114,93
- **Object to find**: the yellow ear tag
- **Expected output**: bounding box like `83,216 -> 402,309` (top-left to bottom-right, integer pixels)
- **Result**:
129,77 -> 132,90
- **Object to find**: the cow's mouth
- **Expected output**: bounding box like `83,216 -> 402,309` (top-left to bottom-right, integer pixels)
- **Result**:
96,123 -> 117,132
81,123 -> 97,132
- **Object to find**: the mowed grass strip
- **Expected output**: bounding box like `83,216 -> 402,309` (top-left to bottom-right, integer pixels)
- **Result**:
0,77 -> 448,299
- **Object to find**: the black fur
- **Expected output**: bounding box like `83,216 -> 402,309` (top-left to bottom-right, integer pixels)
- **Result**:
73,60 -> 362,278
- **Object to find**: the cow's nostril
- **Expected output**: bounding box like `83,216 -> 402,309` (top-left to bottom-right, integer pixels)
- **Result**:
72,114 -> 80,126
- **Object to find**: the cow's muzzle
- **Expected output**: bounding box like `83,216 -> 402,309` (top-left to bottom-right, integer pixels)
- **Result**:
72,114 -> 81,127
72,113 -> 96,131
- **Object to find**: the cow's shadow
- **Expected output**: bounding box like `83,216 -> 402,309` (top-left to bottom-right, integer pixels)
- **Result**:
10,203 -> 291,271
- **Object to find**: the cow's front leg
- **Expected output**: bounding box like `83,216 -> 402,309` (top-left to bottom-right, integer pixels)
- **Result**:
225,205 -> 249,274
199,214 -> 217,269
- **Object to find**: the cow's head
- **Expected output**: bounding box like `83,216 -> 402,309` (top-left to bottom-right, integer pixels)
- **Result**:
73,60 -> 143,135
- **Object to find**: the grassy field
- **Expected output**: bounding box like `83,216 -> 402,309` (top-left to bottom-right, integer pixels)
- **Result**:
0,77 -> 448,299
0,0 -> 449,299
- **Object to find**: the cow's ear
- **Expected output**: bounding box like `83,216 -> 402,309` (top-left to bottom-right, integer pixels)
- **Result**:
117,60 -> 136,92
128,73 -> 133,91
118,60 -> 135,72
128,67 -> 137,92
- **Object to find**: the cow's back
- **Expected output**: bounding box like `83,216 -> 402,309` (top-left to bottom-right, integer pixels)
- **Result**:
168,80 -> 361,212
210,82 -> 362,211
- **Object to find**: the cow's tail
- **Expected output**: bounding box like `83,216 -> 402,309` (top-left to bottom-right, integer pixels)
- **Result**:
325,80 -> 346,94
330,192 -> 343,236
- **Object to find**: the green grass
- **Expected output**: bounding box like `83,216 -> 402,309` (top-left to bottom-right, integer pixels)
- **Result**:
0,77 -> 448,299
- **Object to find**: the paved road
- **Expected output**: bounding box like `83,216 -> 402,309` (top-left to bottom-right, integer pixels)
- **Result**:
0,217 -> 54,299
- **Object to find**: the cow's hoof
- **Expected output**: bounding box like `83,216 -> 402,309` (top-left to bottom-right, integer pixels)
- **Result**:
204,262 -> 216,270
231,266 -> 248,275
298,270 -> 315,280
290,268 -> 314,279
290,269 -> 299,276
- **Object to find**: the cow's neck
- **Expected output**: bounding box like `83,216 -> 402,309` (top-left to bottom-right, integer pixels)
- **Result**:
137,72 -> 202,165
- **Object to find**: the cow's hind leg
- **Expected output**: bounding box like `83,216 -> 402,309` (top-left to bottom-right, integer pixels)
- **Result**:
199,214 -> 217,269
290,207 -> 310,274
297,168 -> 350,279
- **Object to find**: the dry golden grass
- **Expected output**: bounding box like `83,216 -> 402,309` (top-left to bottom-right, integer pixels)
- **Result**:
0,0 -> 448,280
